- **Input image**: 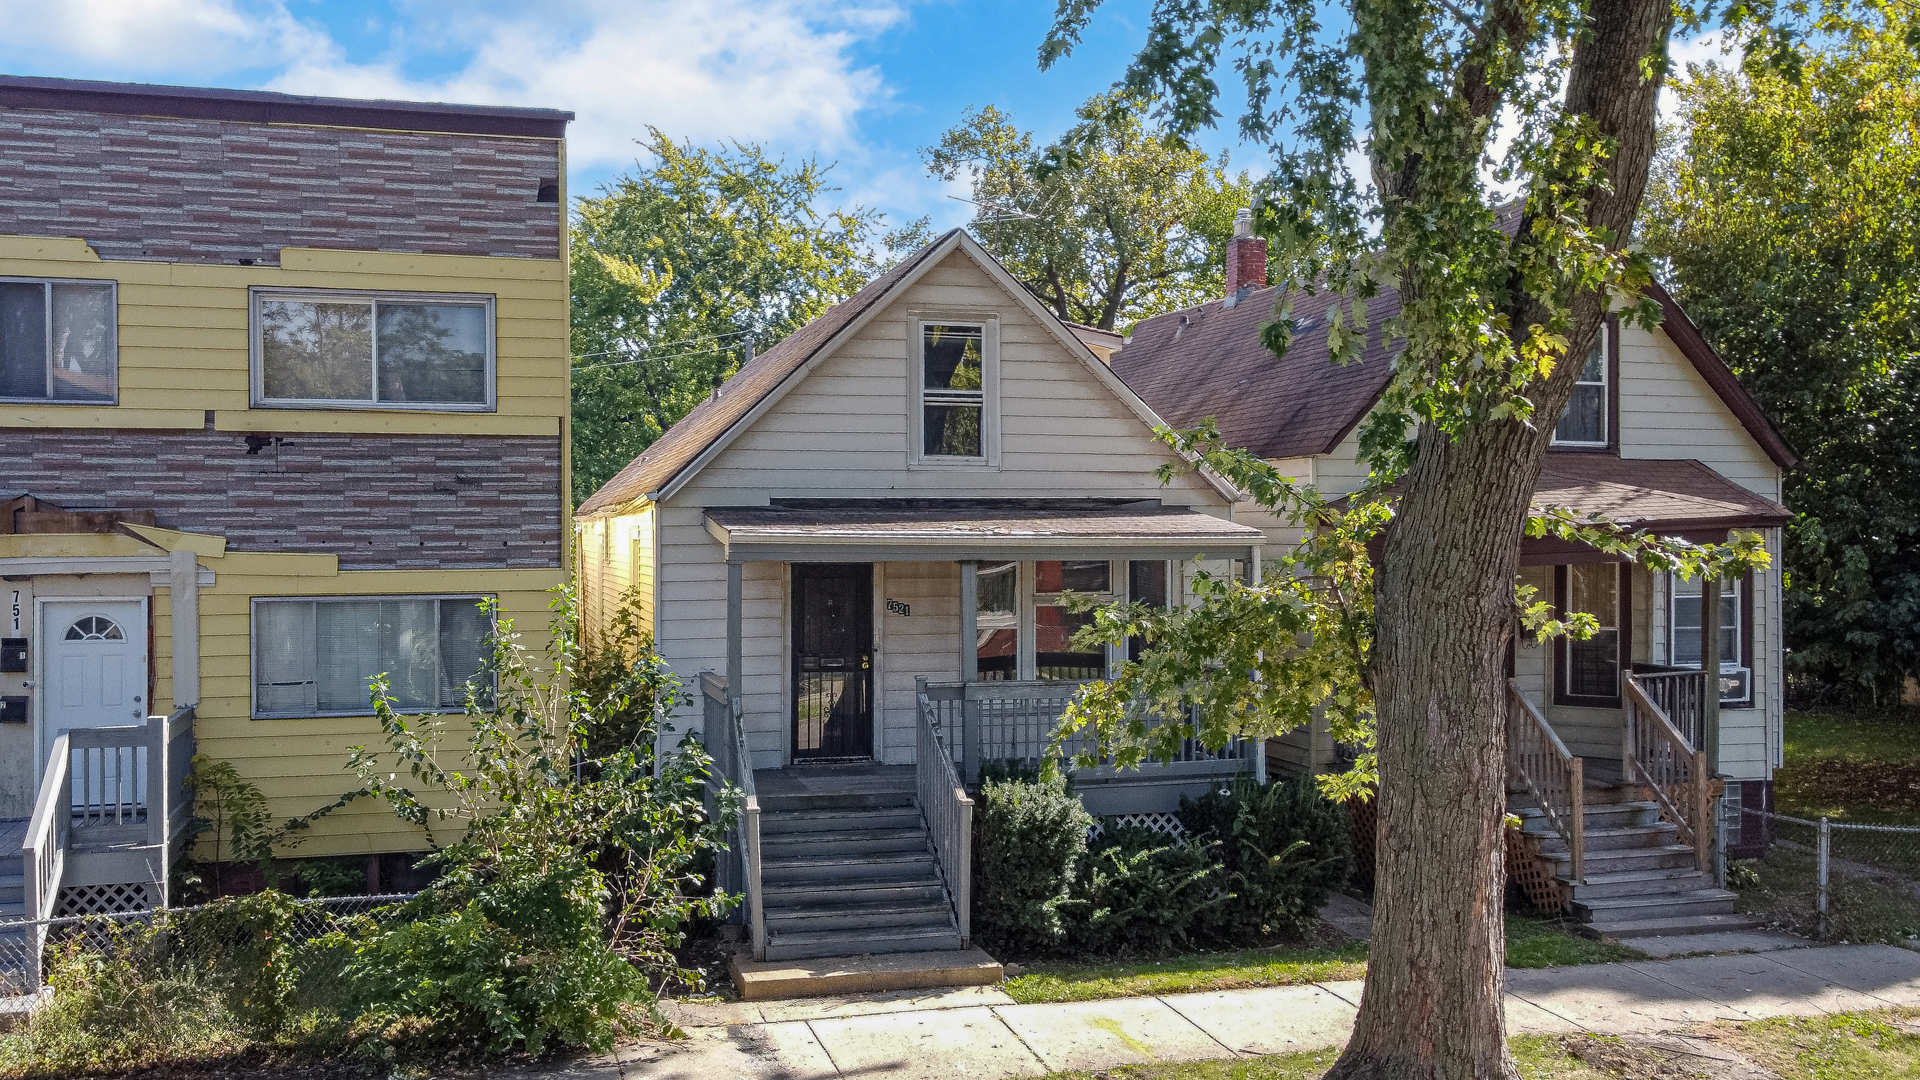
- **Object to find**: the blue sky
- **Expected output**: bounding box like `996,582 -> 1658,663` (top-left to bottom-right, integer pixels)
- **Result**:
0,0 -> 1268,234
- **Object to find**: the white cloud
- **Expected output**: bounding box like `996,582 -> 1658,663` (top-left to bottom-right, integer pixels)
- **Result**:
261,1 -> 906,172
0,0 -> 905,177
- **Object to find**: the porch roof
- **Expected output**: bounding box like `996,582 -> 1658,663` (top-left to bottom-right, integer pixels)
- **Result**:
704,502 -> 1267,562
1531,456 -> 1788,532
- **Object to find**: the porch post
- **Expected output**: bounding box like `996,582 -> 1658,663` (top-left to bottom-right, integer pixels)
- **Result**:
168,548 -> 200,710
1249,544 -> 1262,585
726,560 -> 744,722
1701,575 -> 1722,774
957,560 -> 980,784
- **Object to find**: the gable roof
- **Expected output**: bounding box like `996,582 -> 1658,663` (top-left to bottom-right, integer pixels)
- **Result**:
1111,279 -> 1797,469
576,230 -> 1239,517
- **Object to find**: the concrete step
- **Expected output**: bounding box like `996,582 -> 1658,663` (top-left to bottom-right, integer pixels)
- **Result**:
762,852 -> 942,886
760,808 -> 924,836
1575,888 -> 1739,923
1584,912 -> 1767,940
763,880 -> 950,910
763,925 -> 963,961
1544,844 -> 1699,874
767,902 -> 955,934
1567,868 -> 1714,901
731,948 -> 1003,1001
761,829 -> 930,859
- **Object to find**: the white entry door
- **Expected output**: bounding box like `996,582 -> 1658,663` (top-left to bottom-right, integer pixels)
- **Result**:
38,599 -> 149,807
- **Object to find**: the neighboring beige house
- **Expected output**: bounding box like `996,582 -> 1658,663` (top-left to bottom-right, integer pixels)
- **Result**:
1114,211 -> 1797,938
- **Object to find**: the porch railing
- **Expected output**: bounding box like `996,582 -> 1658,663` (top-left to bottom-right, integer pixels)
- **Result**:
1506,680 -> 1584,882
23,705 -> 196,977
700,673 -> 764,960
916,678 -> 1253,784
1623,673 -> 1713,872
1629,665 -> 1709,751
915,692 -> 973,947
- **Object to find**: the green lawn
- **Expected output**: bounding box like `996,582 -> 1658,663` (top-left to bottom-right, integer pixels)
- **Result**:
1039,1009 -> 1920,1079
1777,708 -> 1920,826
1000,917 -> 1636,1005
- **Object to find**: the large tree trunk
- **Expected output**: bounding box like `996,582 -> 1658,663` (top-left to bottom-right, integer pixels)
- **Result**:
1326,0 -> 1673,1077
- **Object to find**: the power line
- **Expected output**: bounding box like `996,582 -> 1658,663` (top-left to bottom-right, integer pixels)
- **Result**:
574,342 -> 741,373
570,327 -> 753,364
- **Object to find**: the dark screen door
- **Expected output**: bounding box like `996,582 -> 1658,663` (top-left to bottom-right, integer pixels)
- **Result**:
791,563 -> 874,760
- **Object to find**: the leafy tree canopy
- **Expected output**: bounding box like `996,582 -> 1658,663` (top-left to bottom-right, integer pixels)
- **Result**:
1642,7 -> 1920,702
923,92 -> 1253,330
569,132 -> 930,505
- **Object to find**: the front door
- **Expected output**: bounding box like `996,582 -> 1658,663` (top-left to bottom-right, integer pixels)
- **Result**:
38,599 -> 149,806
791,563 -> 874,761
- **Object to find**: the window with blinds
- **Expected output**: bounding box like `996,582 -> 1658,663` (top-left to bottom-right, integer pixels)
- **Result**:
253,596 -> 493,717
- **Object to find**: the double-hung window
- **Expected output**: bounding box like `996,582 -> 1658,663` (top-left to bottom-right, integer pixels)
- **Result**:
0,278 -> 116,403
252,289 -> 495,410
916,320 -> 995,461
1670,574 -> 1751,703
1551,324 -> 1608,447
252,596 -> 494,717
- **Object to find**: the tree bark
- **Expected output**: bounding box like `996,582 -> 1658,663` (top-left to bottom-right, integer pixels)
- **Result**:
1327,1 -> 1673,1077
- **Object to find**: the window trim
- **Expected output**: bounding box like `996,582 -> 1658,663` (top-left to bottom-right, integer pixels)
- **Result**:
249,287 -> 498,412
249,593 -> 496,719
0,275 -> 120,406
907,313 -> 1000,467
1553,561 -> 1633,708
1667,568 -> 1756,707
1548,315 -> 1619,452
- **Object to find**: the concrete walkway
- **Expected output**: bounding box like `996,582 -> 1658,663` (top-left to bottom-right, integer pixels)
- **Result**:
544,943 -> 1920,1079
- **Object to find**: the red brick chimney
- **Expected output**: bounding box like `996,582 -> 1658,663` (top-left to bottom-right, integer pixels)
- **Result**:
1225,208 -> 1267,299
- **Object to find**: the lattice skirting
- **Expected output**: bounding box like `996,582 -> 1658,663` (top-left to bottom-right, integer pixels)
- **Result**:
1088,811 -> 1188,842
56,881 -> 159,917
1504,828 -> 1569,914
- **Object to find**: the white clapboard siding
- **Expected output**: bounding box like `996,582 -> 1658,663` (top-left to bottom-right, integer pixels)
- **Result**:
876,562 -> 962,764
1617,323 -> 1779,501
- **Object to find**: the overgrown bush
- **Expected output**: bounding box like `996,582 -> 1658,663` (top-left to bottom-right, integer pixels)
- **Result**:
974,775 -> 1093,953
1066,826 -> 1222,954
1180,776 -> 1354,937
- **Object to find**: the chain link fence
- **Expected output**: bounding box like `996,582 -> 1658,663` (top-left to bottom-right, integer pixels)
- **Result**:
0,892 -> 418,1001
1731,807 -> 1920,944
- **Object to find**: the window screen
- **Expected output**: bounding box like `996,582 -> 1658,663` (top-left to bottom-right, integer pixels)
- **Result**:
0,279 -> 117,402
1552,329 -> 1607,446
256,292 -> 491,408
253,596 -> 493,716
921,323 -> 985,457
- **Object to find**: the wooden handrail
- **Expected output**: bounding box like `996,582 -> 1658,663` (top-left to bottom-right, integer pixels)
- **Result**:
1623,674 -> 1712,871
1506,680 -> 1584,882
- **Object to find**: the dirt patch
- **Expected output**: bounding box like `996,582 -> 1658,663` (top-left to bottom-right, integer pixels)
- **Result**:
1776,759 -> 1920,815
1560,1033 -> 1778,1080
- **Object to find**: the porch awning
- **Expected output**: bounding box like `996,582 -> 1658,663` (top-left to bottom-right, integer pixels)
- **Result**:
1522,456 -> 1788,565
704,503 -> 1268,563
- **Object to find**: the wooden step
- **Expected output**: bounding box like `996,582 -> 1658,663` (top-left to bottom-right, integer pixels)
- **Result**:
1567,868 -> 1713,901
761,828 -> 930,859
767,900 -> 955,934
760,808 -> 924,835
763,880 -> 951,910
761,850 -> 941,885
1543,843 -> 1699,874
1584,912 -> 1766,940
764,925 -> 964,961
1574,887 -> 1738,924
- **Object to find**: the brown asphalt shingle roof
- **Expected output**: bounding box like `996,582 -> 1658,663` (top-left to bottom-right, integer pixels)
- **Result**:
1112,285 -> 1402,461
1532,456 -> 1788,529
575,231 -> 960,517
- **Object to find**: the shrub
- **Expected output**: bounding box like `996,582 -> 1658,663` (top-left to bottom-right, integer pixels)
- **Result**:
1066,825 -> 1222,954
1180,776 -> 1354,937
974,775 -> 1093,953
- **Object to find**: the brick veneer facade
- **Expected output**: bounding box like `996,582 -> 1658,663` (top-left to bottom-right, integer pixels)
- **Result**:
0,107 -> 562,263
3,429 -> 563,570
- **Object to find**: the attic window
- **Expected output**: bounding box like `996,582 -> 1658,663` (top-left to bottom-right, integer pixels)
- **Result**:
1551,323 -> 1610,448
912,319 -> 998,464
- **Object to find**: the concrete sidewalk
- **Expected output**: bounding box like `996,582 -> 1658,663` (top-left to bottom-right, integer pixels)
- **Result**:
554,944 -> 1920,1079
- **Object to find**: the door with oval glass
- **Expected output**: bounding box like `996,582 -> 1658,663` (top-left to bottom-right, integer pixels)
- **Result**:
38,599 -> 149,808
790,563 -> 874,761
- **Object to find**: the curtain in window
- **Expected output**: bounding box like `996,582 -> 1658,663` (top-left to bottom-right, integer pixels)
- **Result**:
1566,563 -> 1621,698
437,598 -> 493,706
49,283 -> 115,401
314,599 -> 436,711
254,601 -> 317,713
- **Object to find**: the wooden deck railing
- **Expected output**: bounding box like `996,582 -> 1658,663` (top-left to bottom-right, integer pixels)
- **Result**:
701,673 -> 764,961
916,692 -> 974,947
1623,674 -> 1713,872
916,678 -> 1254,784
1629,666 -> 1710,752
1506,680 -> 1584,882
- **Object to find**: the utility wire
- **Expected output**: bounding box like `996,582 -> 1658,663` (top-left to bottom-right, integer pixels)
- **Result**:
570,327 -> 753,364
574,341 -> 744,373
